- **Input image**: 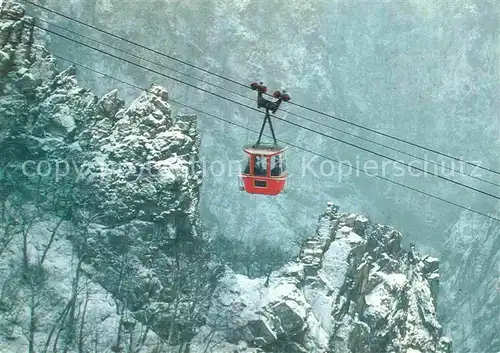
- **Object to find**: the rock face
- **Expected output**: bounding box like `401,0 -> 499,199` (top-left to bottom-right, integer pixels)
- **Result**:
0,3 -> 216,352
0,2 -> 452,353
191,204 -> 452,353
439,210 -> 500,353
0,0 -> 202,232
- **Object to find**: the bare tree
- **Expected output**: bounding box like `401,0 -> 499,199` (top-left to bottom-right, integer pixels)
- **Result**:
14,200 -> 44,353
0,155 -> 22,255
43,294 -> 73,353
0,267 -> 22,342
21,260 -> 47,353
26,274 -> 40,353
62,252 -> 86,353
77,287 -> 90,353
0,199 -> 23,257
109,251 -> 134,353
39,216 -> 65,266
43,260 -> 92,353
201,310 -> 233,353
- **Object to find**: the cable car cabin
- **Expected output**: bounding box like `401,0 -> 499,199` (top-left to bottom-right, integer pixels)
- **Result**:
240,144 -> 288,195
239,81 -> 291,195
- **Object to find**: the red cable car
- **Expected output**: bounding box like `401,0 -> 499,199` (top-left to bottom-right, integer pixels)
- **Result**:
240,144 -> 288,195
239,82 -> 291,196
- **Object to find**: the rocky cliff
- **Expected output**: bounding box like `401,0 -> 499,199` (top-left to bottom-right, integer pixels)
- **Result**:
439,210 -> 500,353
1,3 -> 215,352
190,205 -> 452,353
0,2 -> 452,353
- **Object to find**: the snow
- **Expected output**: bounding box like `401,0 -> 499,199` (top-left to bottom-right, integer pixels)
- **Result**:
316,215 -> 334,240
340,225 -> 352,234
365,282 -> 391,318
319,250 -> 348,293
155,156 -> 190,184
303,226 -> 366,338
424,256 -> 439,263
383,273 -> 407,290
406,348 -> 422,353
303,288 -> 334,334
347,230 -> 364,244
319,229 -> 363,293
304,313 -> 330,351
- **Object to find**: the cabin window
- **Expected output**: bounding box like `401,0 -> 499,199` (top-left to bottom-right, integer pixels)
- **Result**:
253,155 -> 267,176
242,156 -> 251,174
270,155 -> 284,176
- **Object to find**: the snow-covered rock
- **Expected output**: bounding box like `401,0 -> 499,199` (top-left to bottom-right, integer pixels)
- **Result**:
191,204 -> 452,353
0,4 -> 213,352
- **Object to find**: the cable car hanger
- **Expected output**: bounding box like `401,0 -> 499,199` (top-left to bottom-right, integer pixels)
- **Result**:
250,82 -> 290,147
237,83 -> 291,196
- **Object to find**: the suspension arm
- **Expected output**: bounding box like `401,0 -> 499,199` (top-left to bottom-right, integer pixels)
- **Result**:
254,110 -> 277,147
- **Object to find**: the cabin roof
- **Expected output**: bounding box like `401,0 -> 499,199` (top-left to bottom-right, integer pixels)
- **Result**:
242,144 -> 287,156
